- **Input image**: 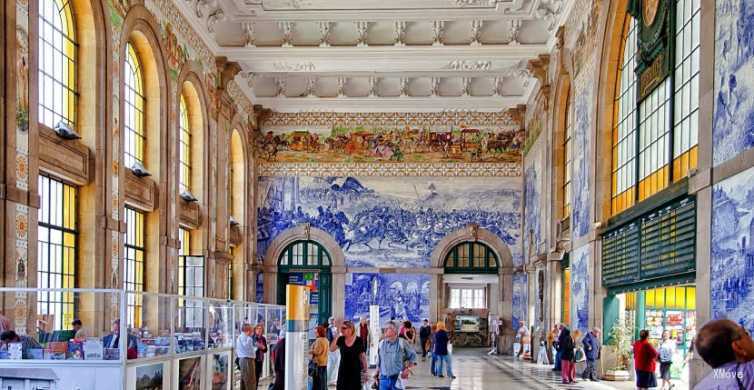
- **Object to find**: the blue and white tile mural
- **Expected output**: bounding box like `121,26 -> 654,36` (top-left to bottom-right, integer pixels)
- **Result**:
714,0 -> 754,166
257,176 -> 522,268
512,273 -> 528,331
711,166 -> 754,334
570,244 -> 590,333
524,165 -> 542,258
571,75 -> 593,241
344,273 -> 430,324
256,272 -> 264,303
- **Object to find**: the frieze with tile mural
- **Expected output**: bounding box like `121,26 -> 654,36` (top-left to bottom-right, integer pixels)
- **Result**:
570,244 -> 590,333
253,111 -> 524,164
344,273 -> 430,324
711,165 -> 754,334
714,0 -> 754,166
257,176 -> 522,268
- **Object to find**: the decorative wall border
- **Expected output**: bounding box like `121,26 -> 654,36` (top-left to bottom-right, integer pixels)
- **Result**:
260,110 -> 520,130
257,162 -> 521,177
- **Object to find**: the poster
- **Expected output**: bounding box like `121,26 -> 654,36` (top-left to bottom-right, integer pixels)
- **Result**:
135,363 -> 163,390
178,357 -> 202,390
211,353 -> 229,390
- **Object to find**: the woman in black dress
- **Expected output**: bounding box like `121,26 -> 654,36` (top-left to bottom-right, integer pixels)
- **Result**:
329,320 -> 367,390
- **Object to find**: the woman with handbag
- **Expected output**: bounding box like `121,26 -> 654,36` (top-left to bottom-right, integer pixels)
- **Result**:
558,327 -> 576,384
311,325 -> 329,390
633,329 -> 659,390
330,320 -> 368,390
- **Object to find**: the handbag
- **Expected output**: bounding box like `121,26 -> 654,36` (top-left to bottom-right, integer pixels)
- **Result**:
574,347 -> 586,363
308,359 -> 317,377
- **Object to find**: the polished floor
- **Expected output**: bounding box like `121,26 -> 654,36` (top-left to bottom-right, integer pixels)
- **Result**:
259,348 -> 634,390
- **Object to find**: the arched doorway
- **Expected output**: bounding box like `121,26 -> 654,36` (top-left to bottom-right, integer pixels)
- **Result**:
442,241 -> 500,347
276,240 -> 332,329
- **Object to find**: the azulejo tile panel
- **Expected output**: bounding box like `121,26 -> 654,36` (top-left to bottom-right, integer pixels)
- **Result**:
257,176 -> 522,268
512,272 -> 528,331
713,0 -> 754,166
345,273 -> 430,324
711,165 -> 754,333
570,244 -> 590,333
570,67 -> 594,241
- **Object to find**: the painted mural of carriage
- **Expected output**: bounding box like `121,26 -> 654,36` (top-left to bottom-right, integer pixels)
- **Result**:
286,131 -> 320,152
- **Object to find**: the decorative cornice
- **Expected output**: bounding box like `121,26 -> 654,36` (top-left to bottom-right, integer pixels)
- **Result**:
445,60 -> 493,71
258,162 -> 521,177
260,110 -> 521,129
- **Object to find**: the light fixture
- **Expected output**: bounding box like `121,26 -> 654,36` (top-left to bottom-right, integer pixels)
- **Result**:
229,216 -> 239,226
180,190 -> 198,203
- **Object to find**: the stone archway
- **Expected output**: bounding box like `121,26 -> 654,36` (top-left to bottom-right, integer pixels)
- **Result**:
430,224 -> 515,350
262,224 -> 347,318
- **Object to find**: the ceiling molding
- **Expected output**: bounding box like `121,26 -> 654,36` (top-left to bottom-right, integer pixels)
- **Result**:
251,96 -> 526,112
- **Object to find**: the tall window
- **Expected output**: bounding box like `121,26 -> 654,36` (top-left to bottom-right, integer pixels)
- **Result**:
612,18 -> 638,214
563,94 -> 573,218
179,96 -> 191,193
124,43 -> 145,169
37,175 -> 77,330
179,228 -> 204,328
449,287 -> 486,309
124,207 -> 145,327
38,0 -> 77,129
611,0 -> 700,215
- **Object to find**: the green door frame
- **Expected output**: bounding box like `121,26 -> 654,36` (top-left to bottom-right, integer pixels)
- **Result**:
276,240 -> 333,324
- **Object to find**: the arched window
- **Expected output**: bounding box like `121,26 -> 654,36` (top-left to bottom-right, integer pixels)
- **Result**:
38,0 -> 77,129
444,241 -> 499,274
179,95 -> 191,194
278,240 -> 332,268
612,17 -> 638,214
611,0 -> 700,215
124,42 -> 145,169
563,92 -> 573,218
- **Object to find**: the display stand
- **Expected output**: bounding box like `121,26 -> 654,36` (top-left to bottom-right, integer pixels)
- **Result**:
0,288 -> 285,390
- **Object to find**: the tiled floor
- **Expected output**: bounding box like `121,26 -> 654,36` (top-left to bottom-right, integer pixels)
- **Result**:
259,348 -> 634,390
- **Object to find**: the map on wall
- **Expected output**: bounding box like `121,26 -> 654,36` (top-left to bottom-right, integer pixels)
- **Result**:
345,273 -> 430,324
711,165 -> 754,334
257,176 -> 522,268
253,111 -> 524,163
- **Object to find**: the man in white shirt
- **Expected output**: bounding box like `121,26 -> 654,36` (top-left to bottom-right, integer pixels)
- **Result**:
236,323 -> 257,390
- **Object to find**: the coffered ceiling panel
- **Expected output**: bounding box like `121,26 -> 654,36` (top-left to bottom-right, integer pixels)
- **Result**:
175,0 -> 572,112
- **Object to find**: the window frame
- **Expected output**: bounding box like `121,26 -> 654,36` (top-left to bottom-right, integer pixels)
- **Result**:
124,207 -> 145,327
124,42 -> 146,169
37,0 -> 78,130
611,0 -> 700,216
444,241 -> 499,274
37,173 -> 78,331
179,95 -> 191,194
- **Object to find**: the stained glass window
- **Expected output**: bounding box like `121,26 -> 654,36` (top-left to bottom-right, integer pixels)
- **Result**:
124,207 -> 144,327
179,96 -> 191,193
38,0 -> 77,129
37,174 -> 77,330
124,43 -> 145,169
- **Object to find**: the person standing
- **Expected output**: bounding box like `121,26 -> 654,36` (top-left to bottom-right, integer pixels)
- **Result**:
327,317 -> 340,386
429,323 -> 438,376
375,321 -> 417,390
633,329 -> 659,390
402,321 -> 416,345
252,324 -> 268,389
694,319 -> 754,389
271,330 -> 285,390
329,320 -> 368,390
419,319 -> 431,361
488,317 -> 501,355
581,327 -> 601,381
433,322 -> 456,380
310,325 -> 329,390
658,330 -> 676,390
558,327 -> 576,384
359,317 -> 370,353
236,323 -> 257,390
547,324 -> 558,366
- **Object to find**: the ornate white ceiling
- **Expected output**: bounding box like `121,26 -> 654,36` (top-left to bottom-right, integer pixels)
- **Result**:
175,0 -> 572,112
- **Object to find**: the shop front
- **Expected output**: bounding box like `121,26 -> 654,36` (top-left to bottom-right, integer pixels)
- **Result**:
601,192 -> 697,380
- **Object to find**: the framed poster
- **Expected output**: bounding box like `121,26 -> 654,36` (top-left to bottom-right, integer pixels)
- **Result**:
178,357 -> 202,390
135,363 -> 164,390
211,353 -> 230,390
